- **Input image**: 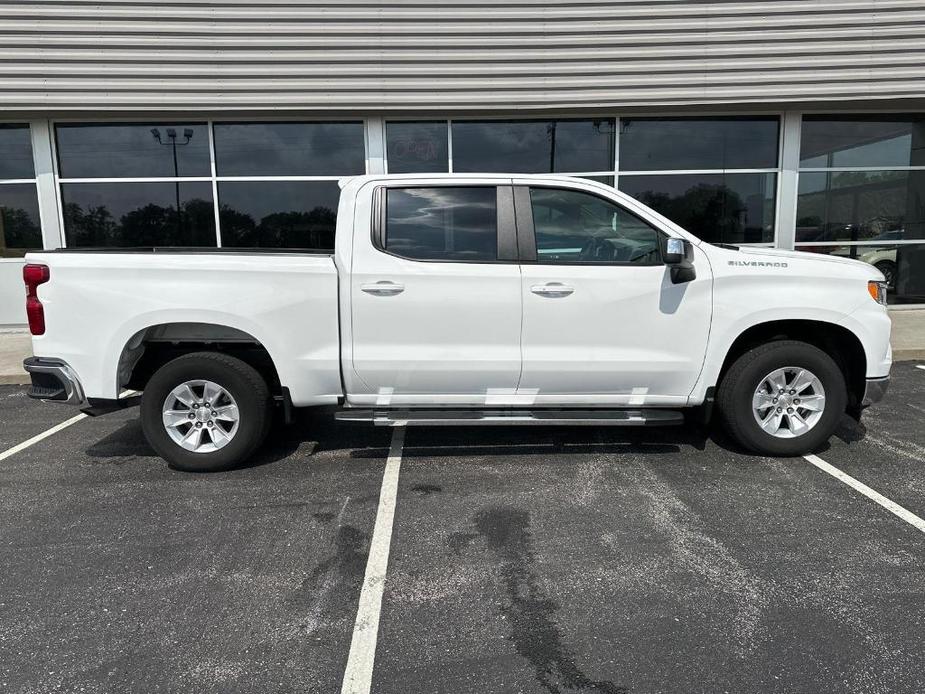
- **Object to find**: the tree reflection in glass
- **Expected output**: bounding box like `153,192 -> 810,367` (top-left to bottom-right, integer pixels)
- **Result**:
218,181 -> 340,250
0,184 -> 42,257
61,182 -> 216,247
219,206 -> 336,250
620,174 -> 775,244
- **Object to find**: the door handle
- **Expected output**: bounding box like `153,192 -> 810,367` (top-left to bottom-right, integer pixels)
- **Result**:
361,281 -> 405,296
531,282 -> 574,297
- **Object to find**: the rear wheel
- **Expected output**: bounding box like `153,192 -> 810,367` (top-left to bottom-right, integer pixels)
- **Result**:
140,352 -> 271,472
717,340 -> 847,456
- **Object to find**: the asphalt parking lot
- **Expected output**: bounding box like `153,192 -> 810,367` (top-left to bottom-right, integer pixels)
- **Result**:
1,364 -> 923,694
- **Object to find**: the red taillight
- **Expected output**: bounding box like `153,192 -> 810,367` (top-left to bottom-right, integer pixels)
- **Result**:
23,264 -> 50,336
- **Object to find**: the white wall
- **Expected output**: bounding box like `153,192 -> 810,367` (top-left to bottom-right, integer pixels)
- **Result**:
0,260 -> 25,326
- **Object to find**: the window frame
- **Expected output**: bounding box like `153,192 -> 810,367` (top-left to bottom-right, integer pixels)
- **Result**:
515,184 -> 668,267
371,184 -> 518,264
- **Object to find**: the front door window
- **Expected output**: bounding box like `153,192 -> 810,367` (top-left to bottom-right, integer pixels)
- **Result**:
530,187 -> 661,265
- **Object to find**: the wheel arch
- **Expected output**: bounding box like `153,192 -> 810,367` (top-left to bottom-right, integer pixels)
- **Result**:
716,319 -> 867,413
117,321 -> 283,396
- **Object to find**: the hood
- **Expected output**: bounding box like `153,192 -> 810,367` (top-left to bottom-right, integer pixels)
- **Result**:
716,244 -> 880,273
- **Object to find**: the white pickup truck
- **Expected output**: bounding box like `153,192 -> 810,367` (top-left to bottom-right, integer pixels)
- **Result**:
23,175 -> 891,471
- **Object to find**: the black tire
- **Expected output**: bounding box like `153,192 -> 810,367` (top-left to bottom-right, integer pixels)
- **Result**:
716,340 -> 847,456
140,352 -> 271,472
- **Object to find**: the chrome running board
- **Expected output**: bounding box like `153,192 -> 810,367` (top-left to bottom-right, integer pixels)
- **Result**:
334,408 -> 684,427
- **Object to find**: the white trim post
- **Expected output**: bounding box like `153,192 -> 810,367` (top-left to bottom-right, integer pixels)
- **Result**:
365,117 -> 386,175
29,120 -> 64,249
446,119 -> 454,173
613,116 -> 621,188
776,111 -> 802,250
207,120 -> 222,246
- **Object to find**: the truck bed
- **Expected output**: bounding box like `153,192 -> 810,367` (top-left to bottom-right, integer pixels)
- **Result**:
26,249 -> 342,406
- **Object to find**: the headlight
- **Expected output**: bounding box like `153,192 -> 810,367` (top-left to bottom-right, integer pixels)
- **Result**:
868,280 -> 888,306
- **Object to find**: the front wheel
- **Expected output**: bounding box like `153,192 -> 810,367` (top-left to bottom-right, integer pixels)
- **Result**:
140,352 -> 271,472
717,340 -> 847,456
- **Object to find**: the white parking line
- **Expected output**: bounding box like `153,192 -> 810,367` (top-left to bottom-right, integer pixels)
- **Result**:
0,413 -> 88,463
803,454 -> 925,533
0,390 -> 136,464
341,427 -> 405,694
916,364 -> 925,371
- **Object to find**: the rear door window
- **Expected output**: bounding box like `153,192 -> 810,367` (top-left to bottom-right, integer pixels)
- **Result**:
384,187 -> 497,261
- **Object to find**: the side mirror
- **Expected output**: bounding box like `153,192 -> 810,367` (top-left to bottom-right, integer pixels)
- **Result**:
662,237 -> 696,284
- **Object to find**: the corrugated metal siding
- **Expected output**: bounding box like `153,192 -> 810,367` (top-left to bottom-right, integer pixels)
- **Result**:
2,0 -> 925,112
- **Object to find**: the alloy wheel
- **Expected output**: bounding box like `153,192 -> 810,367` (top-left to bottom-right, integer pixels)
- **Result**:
752,367 -> 826,439
162,380 -> 240,453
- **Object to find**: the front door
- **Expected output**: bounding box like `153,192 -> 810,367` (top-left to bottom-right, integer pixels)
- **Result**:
516,182 -> 713,406
348,183 -> 523,406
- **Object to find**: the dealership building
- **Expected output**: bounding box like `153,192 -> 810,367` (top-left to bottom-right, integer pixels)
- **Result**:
1,0 -> 925,324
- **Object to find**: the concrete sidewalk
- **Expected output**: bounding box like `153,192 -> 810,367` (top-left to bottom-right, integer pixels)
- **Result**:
0,330 -> 31,385
1,311 -> 922,386
890,308 -> 925,361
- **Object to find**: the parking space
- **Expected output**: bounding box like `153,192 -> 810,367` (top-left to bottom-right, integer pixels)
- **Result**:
813,362 -> 925,519
1,365 -> 924,693
0,402 -> 392,693
375,420 -> 925,693
0,386 -> 79,452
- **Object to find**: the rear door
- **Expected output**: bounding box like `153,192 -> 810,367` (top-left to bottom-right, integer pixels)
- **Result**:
515,181 -> 713,405
347,181 -> 523,406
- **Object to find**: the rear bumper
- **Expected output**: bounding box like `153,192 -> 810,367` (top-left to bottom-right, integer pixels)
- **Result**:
23,357 -> 86,406
861,375 -> 890,407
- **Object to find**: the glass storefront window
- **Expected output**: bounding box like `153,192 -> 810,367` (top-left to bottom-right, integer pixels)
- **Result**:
0,124 -> 40,258
56,123 -> 211,178
619,117 -> 779,171
796,170 -> 925,243
0,125 -> 35,179
800,115 -> 925,168
61,182 -> 215,247
451,119 -> 615,173
386,121 -> 449,173
218,181 -> 339,249
0,184 -> 42,258
213,122 -> 365,176
798,115 -> 925,304
619,173 -> 776,244
798,243 -> 925,304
